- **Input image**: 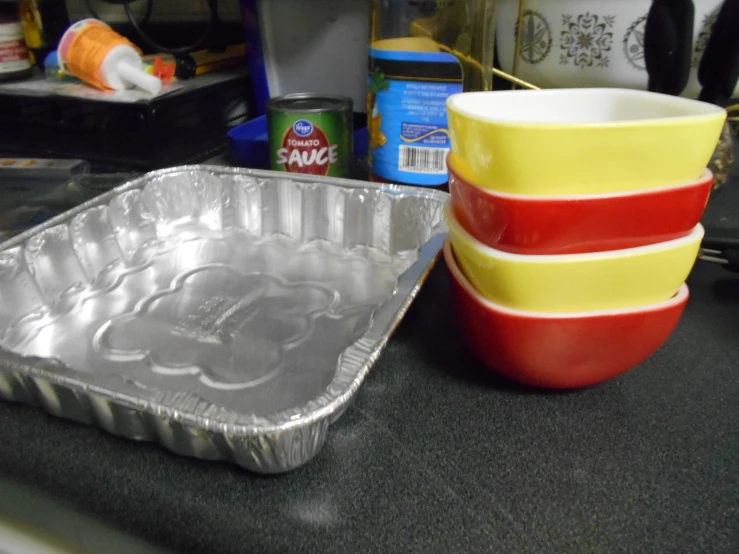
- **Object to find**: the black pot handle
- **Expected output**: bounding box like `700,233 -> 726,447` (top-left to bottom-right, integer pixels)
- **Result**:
698,0 -> 739,106
645,0 -> 694,96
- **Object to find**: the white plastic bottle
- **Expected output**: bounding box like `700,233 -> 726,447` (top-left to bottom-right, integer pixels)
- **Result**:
58,19 -> 162,95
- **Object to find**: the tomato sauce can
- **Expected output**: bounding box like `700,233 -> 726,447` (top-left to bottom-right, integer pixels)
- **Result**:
267,93 -> 353,178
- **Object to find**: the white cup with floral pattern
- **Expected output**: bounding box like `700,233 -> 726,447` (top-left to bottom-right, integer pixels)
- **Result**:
496,0 -> 730,99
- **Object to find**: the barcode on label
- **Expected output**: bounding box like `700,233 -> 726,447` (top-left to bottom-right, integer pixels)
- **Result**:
398,146 -> 449,174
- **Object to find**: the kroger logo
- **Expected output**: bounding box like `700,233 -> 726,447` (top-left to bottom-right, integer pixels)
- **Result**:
293,120 -> 314,136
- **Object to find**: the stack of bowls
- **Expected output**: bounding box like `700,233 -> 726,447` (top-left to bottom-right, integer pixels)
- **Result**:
444,88 -> 726,389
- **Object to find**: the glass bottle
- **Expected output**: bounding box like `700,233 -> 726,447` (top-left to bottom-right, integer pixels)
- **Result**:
368,0 -> 497,189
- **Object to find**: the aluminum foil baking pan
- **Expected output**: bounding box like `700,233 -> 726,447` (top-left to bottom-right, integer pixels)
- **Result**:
0,166 -> 447,473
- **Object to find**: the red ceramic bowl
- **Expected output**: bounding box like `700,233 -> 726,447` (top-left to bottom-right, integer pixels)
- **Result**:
448,156 -> 713,255
443,239 -> 689,389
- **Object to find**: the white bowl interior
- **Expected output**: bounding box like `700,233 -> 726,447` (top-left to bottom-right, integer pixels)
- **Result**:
447,88 -> 725,125
443,239 -> 689,319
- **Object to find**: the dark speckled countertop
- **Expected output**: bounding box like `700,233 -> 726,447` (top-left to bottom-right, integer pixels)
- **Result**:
0,170 -> 738,554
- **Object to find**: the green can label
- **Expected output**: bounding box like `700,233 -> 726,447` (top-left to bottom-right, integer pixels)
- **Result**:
269,113 -> 351,178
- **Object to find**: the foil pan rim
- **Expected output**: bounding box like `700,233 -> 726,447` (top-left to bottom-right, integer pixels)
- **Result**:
1,165 -> 449,252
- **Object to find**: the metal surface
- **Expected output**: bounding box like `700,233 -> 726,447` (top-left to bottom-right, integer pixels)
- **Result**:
699,225 -> 739,271
267,93 -> 353,114
0,166 -> 447,473
0,172 -> 138,241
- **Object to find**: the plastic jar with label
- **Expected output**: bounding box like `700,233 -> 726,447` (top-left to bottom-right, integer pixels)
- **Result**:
0,3 -> 33,82
368,0 -> 497,190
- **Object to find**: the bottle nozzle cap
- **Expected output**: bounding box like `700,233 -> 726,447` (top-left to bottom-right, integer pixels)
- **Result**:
116,60 -> 162,95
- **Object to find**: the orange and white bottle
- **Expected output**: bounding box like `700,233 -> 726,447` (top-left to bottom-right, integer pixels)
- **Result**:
58,19 -> 161,94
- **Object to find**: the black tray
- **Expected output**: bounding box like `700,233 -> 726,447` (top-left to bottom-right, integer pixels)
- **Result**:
0,70 -> 251,172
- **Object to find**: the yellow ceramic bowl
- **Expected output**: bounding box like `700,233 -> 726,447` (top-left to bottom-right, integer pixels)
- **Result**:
445,201 -> 704,312
447,88 -> 726,195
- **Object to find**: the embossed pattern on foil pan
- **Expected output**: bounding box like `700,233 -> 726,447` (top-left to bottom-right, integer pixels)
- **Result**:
0,166 -> 448,473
